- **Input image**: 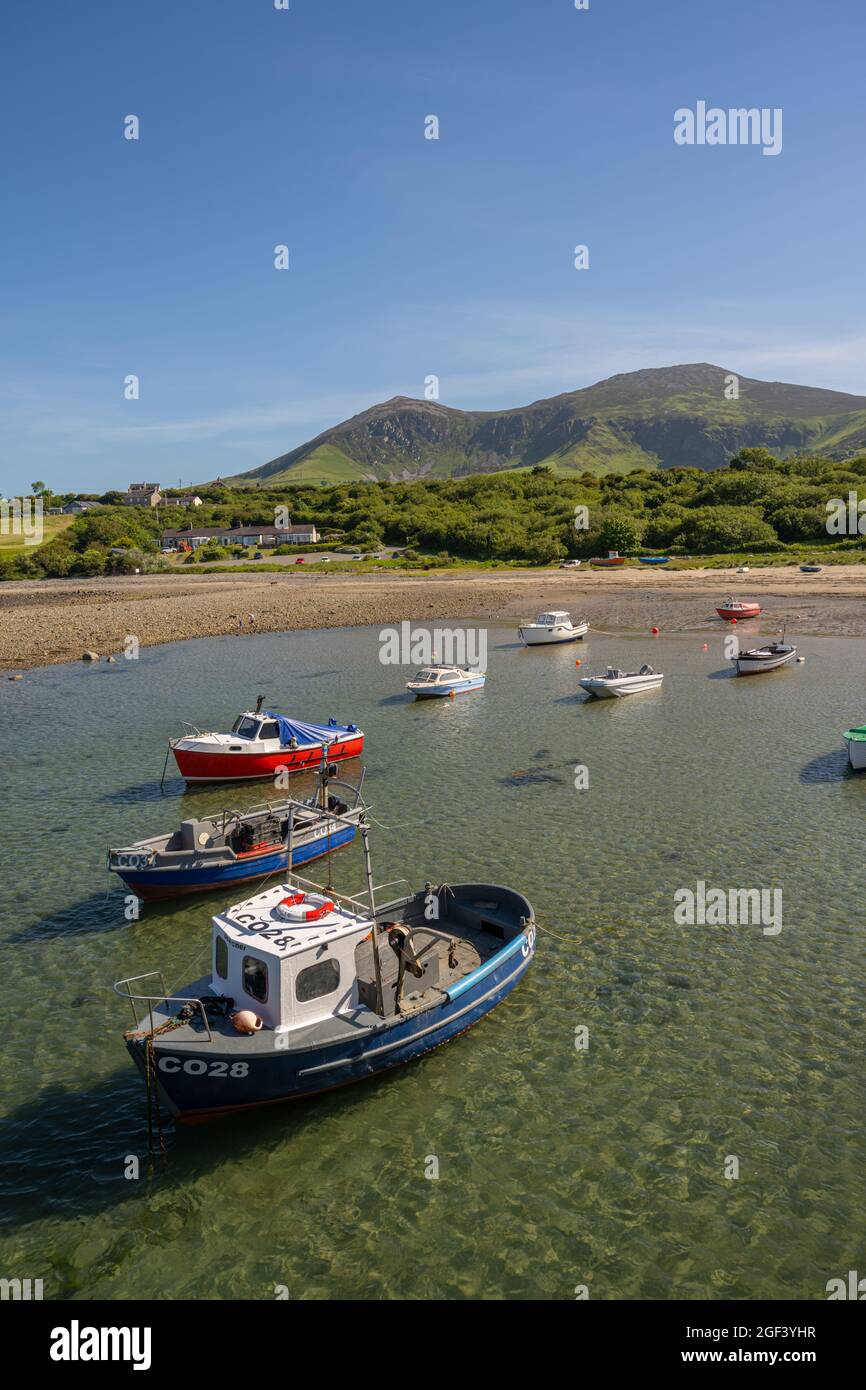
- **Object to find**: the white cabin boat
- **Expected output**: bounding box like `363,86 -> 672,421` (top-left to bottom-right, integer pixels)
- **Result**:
518,611 -> 588,646
578,664 -> 664,699
406,664 -> 485,698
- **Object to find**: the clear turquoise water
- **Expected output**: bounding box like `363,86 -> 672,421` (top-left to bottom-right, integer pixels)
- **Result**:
0,623 -> 864,1300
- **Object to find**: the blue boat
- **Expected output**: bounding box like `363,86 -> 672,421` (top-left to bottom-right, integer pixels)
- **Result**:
108,768 -> 365,901
638,556 -> 671,565
405,662 -> 486,698
115,822 -> 536,1124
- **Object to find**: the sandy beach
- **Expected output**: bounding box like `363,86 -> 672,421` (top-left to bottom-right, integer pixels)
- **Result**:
2,564 -> 866,671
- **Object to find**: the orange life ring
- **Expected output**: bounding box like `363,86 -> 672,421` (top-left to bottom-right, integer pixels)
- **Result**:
275,891 -> 336,923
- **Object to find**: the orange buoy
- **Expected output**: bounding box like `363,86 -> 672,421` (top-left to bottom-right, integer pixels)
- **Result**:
575,658 -> 581,666
231,1010 -> 262,1034
449,690 -> 456,698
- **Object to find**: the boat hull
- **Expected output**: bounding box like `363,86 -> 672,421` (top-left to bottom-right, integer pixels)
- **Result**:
716,606 -> 761,621
518,625 -> 587,645
172,733 -> 364,782
128,929 -> 535,1122
734,651 -> 797,675
844,736 -> 866,770
590,558 -> 625,568
579,675 -> 664,698
408,677 -> 485,698
114,824 -> 358,900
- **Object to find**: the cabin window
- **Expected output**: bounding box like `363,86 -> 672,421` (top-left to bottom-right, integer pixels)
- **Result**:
259,720 -> 280,740
243,955 -> 268,1003
295,958 -> 340,1002
232,717 -> 260,739
215,936 -> 228,979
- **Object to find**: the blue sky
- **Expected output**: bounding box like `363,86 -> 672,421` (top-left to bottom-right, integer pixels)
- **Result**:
2,0 -> 865,494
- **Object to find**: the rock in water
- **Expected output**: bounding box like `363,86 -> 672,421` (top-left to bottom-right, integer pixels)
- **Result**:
82,651 -> 99,662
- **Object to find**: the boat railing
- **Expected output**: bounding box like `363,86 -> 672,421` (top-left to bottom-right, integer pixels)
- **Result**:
113,971 -> 214,1043
286,872 -> 413,917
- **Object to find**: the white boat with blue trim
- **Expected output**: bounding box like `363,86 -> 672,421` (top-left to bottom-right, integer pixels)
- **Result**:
406,663 -> 486,697
518,611 -> 588,645
115,820 -> 535,1124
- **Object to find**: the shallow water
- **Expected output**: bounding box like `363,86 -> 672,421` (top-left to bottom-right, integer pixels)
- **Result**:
0,623 -> 864,1300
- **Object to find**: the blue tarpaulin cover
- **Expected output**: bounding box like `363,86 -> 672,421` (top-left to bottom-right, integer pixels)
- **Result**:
264,713 -> 358,747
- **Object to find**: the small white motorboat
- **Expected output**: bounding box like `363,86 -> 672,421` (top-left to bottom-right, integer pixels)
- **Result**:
843,725 -> 866,770
406,663 -> 486,698
734,642 -> 798,676
578,664 -> 664,699
518,610 -> 588,646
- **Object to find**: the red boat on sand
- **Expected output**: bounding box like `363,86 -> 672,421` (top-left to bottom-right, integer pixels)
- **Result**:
171,702 -> 364,783
716,596 -> 762,622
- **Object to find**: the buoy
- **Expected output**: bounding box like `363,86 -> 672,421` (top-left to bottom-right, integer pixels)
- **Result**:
575,658 -> 581,666
231,1010 -> 262,1034
651,626 -> 659,635
449,690 -> 456,698
731,617 -> 737,624
702,643 -> 708,652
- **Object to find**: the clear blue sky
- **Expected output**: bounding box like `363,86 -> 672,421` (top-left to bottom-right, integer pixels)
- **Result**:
2,0 -> 864,494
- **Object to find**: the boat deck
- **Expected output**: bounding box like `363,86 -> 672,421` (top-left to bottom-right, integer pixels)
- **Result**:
125,913 -> 507,1057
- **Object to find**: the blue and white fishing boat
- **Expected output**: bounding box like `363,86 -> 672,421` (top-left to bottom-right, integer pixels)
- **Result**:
108,765 -> 365,901
406,663 -> 486,698
115,820 -> 536,1124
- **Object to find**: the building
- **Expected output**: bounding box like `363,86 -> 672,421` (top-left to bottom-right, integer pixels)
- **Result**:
62,499 -> 103,514
125,482 -> 161,507
160,494 -> 203,508
161,524 -> 318,550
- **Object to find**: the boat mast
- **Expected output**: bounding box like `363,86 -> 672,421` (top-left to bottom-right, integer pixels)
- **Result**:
360,820 -> 384,1016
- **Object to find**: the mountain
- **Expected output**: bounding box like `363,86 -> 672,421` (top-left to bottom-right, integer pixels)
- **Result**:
224,363 -> 866,486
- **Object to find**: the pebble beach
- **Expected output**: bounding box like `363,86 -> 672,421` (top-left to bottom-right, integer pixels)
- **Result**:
3,564 -> 866,671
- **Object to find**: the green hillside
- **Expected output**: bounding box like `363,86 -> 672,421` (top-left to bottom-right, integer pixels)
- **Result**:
223,364 -> 866,486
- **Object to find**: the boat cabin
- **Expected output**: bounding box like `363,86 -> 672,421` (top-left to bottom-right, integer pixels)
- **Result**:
409,664 -> 469,687
210,884 -> 374,1032
536,611 -> 570,627
231,712 -> 283,742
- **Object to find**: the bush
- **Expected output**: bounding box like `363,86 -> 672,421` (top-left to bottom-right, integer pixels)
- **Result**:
72,547 -> 107,576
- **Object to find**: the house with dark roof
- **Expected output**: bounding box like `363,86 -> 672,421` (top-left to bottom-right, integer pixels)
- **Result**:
161,523 -> 318,550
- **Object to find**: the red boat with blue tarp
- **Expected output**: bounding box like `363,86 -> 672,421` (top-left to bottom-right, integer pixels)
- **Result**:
170,698 -> 364,783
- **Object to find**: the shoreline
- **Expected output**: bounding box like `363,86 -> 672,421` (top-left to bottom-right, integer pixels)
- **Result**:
4,564 -> 866,671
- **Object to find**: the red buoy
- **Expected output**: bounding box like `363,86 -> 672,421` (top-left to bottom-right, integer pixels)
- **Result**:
651,626 -> 659,635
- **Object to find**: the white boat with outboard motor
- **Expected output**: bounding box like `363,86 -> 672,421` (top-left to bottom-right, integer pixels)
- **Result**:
578,664 -> 664,699
518,611 -> 588,646
114,817 -> 536,1124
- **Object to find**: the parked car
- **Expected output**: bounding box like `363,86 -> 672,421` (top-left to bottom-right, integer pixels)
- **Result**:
295,556 -> 305,564
351,553 -> 363,560
560,559 -> 582,569
254,551 -> 264,559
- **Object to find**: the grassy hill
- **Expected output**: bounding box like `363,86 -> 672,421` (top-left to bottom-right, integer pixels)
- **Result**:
0,513 -> 75,556
223,363 -> 866,486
